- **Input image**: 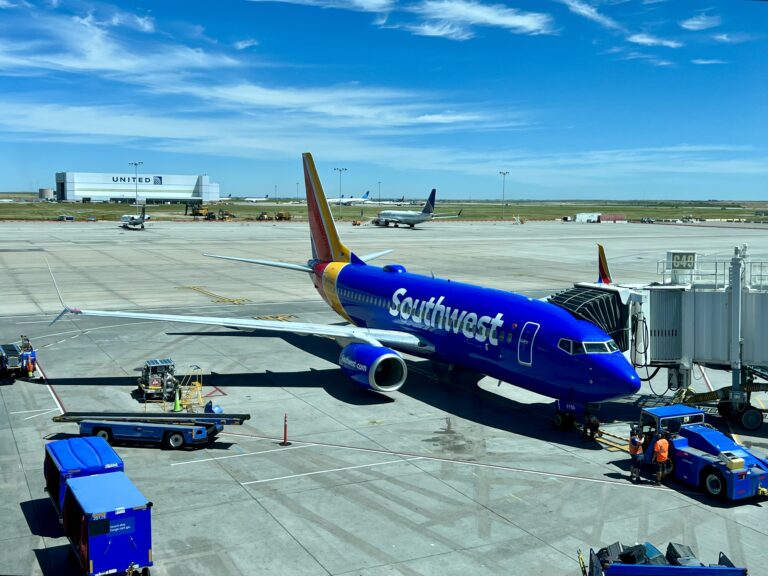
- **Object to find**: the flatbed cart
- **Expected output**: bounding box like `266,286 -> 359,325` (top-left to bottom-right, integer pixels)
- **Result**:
579,541 -> 746,575
53,402 -> 250,450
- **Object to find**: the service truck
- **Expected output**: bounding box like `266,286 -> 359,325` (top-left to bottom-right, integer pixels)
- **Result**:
44,437 -> 124,517
640,405 -> 768,500
62,472 -> 153,576
44,438 -> 153,575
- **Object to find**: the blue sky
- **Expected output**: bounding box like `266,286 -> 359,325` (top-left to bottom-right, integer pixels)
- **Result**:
1,0 -> 766,200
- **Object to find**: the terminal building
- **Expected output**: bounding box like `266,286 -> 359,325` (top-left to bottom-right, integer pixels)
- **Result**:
54,172 -> 220,204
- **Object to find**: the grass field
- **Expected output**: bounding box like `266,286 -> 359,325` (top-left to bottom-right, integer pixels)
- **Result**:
1,193 -> 767,223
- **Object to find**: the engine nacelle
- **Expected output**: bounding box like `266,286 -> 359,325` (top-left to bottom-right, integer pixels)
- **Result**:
339,344 -> 407,393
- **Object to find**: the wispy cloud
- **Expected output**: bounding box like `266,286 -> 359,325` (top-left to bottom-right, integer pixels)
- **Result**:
408,0 -> 554,39
234,38 -> 259,50
679,13 -> 720,31
713,32 -> 750,44
0,11 -> 239,76
627,33 -> 682,48
560,0 -> 623,31
404,22 -> 475,40
247,0 -> 395,13
691,59 -> 726,65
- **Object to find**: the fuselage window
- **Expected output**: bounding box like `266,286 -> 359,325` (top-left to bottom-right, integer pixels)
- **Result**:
572,341 -> 585,355
506,332 -> 513,345
607,340 -> 619,352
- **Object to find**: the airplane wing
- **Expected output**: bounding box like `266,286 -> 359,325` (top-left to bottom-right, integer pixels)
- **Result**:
432,209 -> 462,220
55,307 -> 434,354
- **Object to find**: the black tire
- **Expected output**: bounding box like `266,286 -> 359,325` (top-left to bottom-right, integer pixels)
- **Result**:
165,432 -> 185,449
717,401 -> 732,419
553,411 -> 570,430
94,428 -> 112,444
741,407 -> 763,431
701,468 -> 726,499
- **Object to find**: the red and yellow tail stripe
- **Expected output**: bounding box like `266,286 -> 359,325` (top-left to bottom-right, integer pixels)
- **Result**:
597,244 -> 613,284
303,153 -> 350,264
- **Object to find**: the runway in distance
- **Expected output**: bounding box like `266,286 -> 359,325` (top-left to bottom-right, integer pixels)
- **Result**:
119,205 -> 149,230
55,153 -> 640,406
326,190 -> 370,205
372,188 -> 461,228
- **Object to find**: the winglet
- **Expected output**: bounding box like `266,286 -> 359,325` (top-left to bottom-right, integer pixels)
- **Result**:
597,244 -> 613,284
46,258 -> 81,325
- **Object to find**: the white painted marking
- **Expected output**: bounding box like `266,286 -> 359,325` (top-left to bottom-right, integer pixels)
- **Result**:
16,320 -> 54,325
170,443 -> 317,466
38,363 -> 64,414
213,434 -> 665,490
242,457 -> 424,485
10,408 -> 58,415
23,408 -> 58,421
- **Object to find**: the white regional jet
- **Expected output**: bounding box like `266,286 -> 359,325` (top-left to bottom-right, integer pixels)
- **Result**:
244,195 -> 269,203
372,189 -> 461,228
326,191 -> 370,205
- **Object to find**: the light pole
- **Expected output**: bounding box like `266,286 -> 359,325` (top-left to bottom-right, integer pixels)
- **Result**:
296,182 -> 299,203
333,167 -> 347,220
378,181 -> 381,204
129,161 -> 143,215
499,170 -> 509,221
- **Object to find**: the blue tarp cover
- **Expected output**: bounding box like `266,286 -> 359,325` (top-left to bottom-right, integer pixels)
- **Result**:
644,405 -> 703,419
46,437 -> 123,475
67,471 -> 149,514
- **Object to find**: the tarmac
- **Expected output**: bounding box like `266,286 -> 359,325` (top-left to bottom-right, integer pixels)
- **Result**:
2,218 -> 768,576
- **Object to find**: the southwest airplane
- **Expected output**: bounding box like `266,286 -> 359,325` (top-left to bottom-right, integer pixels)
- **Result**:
372,188 -> 461,228
55,153 -> 640,410
326,190 -> 370,205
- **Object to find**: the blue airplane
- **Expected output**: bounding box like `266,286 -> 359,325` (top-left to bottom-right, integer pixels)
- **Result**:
55,153 -> 640,411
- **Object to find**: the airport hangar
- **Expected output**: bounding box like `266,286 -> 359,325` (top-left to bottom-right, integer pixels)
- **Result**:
54,171 -> 221,204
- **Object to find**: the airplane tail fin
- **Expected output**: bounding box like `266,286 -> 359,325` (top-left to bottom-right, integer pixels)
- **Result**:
421,189 -> 436,214
362,191 -> 370,200
303,153 -> 351,263
597,244 -> 613,284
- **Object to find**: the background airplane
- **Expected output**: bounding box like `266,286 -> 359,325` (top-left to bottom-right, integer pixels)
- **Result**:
120,205 -> 149,230
244,195 -> 269,203
372,189 -> 461,228
326,190 -> 370,205
57,153 -> 639,413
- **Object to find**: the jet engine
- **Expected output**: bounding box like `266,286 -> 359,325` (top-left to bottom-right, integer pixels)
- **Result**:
339,344 -> 407,393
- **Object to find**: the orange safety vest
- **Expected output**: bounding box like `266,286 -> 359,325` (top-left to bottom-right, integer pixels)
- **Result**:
629,435 -> 643,455
654,438 -> 669,462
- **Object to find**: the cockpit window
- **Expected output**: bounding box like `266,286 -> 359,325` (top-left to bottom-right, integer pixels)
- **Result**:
584,342 -> 609,353
558,339 -> 618,355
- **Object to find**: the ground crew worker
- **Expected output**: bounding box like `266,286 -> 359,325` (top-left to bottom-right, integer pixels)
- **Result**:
653,431 -> 670,485
629,427 -> 644,482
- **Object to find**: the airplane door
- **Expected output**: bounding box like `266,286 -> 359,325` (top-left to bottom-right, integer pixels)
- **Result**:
518,322 -> 539,366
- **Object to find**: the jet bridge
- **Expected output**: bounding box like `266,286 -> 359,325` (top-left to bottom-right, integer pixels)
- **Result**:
549,283 -> 641,353
646,245 -> 768,430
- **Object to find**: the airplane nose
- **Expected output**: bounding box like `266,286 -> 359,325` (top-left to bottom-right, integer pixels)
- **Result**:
608,357 -> 641,397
